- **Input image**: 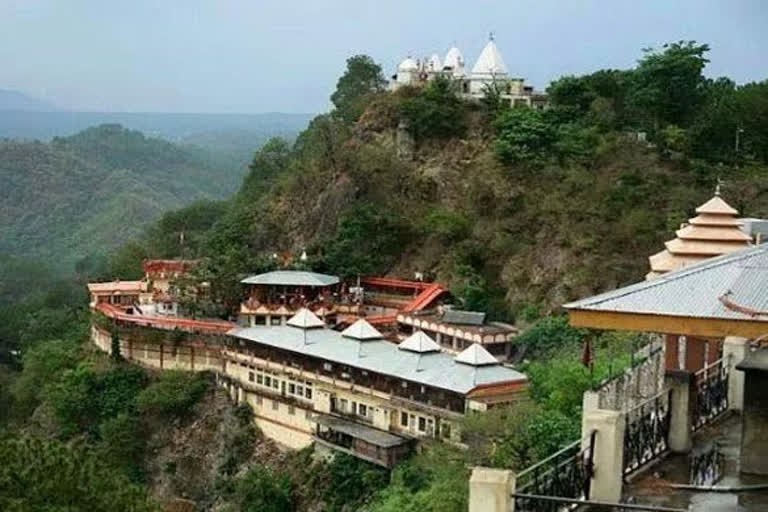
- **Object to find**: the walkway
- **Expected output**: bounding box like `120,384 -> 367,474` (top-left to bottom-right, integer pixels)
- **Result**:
626,414 -> 768,511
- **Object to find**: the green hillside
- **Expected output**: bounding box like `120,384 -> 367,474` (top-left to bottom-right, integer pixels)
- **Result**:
124,44 -> 768,319
0,124 -> 260,269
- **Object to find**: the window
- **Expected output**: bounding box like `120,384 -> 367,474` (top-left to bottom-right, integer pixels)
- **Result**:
418,417 -> 426,432
305,387 -> 313,400
272,400 -> 279,410
340,399 -> 348,412
248,372 -> 254,382
358,404 -> 367,417
288,405 -> 295,415
323,362 -> 332,371
401,381 -> 408,388
264,376 -> 271,387
409,414 -> 415,429
351,401 -> 357,414
441,422 -> 451,439
288,383 -> 296,395
257,374 -> 263,385
297,385 -> 304,396
427,419 -> 434,435
421,386 -> 426,394
272,379 -> 279,390
400,412 -> 408,427
305,409 -> 312,420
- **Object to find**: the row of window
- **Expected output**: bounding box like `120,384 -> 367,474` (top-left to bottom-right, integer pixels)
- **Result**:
239,362 -> 314,400
252,394 -> 313,419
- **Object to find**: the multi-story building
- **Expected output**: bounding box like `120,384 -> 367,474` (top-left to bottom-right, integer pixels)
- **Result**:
221,310 -> 528,467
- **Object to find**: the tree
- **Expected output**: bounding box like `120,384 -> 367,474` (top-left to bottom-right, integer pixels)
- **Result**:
628,41 -> 710,128
400,76 -> 466,141
331,55 -> 387,124
493,107 -> 557,164
0,437 -> 156,511
234,466 -> 294,512
110,327 -> 122,361
237,138 -> 292,204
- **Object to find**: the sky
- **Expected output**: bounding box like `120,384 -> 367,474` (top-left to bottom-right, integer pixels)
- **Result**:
0,0 -> 766,114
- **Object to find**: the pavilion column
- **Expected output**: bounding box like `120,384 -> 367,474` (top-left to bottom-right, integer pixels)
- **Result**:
685,337 -> 706,372
724,336 -> 749,411
664,334 -> 680,370
583,409 -> 625,503
665,370 -> 694,453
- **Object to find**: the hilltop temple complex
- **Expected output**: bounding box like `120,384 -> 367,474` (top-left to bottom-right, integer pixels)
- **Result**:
390,34 -> 548,109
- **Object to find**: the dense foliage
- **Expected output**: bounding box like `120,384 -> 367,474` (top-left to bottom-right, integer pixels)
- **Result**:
1,124 -> 264,269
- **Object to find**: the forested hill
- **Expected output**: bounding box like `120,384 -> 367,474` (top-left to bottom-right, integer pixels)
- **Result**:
0,124 -> 256,269
124,43 -> 768,319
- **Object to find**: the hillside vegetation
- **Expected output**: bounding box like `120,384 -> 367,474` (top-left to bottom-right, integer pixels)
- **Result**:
0,124 -> 259,269
121,43 -> 768,319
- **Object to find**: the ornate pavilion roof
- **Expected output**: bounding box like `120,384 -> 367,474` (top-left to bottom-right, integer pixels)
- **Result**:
647,193 -> 751,280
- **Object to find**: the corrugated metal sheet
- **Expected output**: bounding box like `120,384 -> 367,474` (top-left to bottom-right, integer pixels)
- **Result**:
228,325 -> 526,394
565,244 -> 768,322
241,270 -> 340,287
442,309 -> 486,326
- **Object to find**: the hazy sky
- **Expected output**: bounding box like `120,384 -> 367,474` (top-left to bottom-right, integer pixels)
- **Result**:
1,0 -> 766,114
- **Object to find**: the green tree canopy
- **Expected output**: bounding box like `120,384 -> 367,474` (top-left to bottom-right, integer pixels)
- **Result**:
629,41 -> 710,128
331,55 -> 387,124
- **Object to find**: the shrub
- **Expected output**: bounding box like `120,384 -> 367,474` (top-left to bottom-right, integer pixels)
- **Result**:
400,77 -> 466,141
136,371 -> 209,417
234,466 -> 294,512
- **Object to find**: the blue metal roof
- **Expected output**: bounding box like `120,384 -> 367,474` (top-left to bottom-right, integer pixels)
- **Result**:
564,244 -> 768,322
227,325 -> 527,395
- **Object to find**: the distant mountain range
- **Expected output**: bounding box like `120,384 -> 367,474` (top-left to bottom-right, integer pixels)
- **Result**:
0,123 -> 304,269
0,89 -> 57,112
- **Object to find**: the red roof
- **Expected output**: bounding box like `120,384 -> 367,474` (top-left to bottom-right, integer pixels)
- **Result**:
143,259 -> 200,274
94,303 -> 234,334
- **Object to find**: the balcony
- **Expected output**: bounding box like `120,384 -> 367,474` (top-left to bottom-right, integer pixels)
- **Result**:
313,413 -> 412,468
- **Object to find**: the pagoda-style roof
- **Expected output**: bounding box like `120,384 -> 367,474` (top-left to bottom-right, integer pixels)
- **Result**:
647,194 -> 751,280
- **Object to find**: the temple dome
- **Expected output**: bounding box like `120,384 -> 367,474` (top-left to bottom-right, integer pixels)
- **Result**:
398,57 -> 418,72
443,47 -> 465,74
428,54 -> 442,72
471,38 -> 508,76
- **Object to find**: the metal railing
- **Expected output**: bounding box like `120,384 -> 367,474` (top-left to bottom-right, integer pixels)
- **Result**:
693,355 -> 730,431
623,388 -> 671,476
513,431 -> 595,512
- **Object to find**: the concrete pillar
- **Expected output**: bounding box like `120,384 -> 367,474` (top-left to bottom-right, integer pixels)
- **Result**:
581,391 -> 600,435
582,409 -> 625,503
665,370 -> 694,453
724,336 -> 748,412
469,467 -> 515,512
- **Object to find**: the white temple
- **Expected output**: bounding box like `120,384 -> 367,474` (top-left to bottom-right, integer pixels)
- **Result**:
391,34 -> 547,109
